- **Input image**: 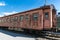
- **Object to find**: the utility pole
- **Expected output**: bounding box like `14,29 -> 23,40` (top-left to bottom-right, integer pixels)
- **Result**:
45,0 -> 47,5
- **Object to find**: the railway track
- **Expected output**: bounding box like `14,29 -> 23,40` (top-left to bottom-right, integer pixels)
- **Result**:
35,31 -> 60,40
1,28 -> 60,40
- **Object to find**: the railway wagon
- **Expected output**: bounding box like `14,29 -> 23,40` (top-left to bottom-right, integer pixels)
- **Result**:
0,5 -> 56,32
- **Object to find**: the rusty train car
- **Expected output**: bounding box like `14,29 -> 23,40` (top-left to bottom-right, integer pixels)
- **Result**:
0,5 -> 57,32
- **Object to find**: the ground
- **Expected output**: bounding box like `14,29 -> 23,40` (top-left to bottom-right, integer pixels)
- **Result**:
1,29 -> 60,40
0,29 -> 48,40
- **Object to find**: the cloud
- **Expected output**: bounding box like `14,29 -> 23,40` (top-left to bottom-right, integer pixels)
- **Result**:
0,15 -> 4,17
0,2 -> 6,6
0,11 -> 18,17
3,11 -> 18,15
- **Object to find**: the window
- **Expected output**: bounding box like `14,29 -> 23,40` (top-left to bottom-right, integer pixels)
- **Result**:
33,13 -> 38,21
2,19 -> 4,23
0,20 -> 1,23
13,17 -> 18,21
5,19 -> 6,22
25,14 -> 29,20
45,12 -> 49,19
10,17 -> 14,22
10,17 -> 18,22
20,15 -> 24,21
7,18 -> 10,22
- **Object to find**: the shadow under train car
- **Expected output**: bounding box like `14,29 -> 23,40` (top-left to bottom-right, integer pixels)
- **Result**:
0,29 -> 36,38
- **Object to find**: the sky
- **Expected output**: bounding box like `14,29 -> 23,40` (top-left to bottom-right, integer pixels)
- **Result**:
0,0 -> 60,17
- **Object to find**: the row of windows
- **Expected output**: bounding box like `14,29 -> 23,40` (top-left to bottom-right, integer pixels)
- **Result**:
0,12 -> 49,23
0,13 -> 38,23
20,13 -> 39,21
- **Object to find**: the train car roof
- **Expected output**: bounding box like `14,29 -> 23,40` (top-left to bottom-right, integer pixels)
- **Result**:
0,5 -> 56,18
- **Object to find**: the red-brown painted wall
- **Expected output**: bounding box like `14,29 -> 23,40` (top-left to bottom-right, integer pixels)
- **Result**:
0,5 -> 56,30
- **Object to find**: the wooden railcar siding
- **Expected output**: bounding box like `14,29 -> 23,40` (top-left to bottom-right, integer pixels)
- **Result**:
0,5 -> 56,30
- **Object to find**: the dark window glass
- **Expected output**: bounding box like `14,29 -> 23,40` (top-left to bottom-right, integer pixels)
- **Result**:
20,15 -> 24,21
45,12 -> 49,19
33,13 -> 38,21
25,14 -> 29,20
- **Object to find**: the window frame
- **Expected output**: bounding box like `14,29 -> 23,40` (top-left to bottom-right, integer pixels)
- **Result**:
13,16 -> 18,21
7,18 -> 10,22
32,13 -> 39,21
25,14 -> 29,21
45,12 -> 49,19
20,15 -> 24,21
10,17 -> 14,22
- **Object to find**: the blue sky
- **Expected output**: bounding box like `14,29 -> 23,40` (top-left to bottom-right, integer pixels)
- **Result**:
0,0 -> 60,17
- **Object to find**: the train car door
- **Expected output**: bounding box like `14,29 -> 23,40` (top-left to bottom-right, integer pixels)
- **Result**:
43,12 -> 50,29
